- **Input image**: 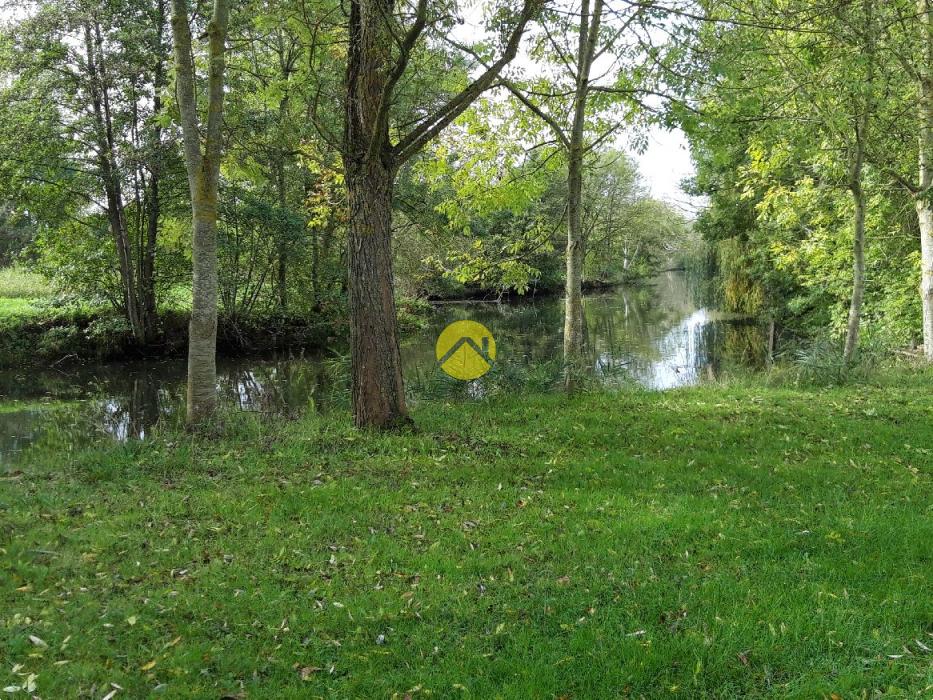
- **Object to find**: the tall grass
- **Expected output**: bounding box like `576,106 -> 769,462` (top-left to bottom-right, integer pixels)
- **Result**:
0,266 -> 51,299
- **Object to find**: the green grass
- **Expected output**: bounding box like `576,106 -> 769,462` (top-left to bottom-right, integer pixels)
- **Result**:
0,267 -> 51,301
0,267 -> 52,322
0,298 -> 42,319
1,375 -> 932,698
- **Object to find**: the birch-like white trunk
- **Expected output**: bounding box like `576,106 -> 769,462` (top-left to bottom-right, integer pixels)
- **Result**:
918,0 -> 933,359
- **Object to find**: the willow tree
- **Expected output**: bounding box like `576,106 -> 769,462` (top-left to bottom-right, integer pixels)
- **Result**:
170,0 -> 230,425
455,0 -> 654,384
503,0 -> 613,384
338,0 -> 540,428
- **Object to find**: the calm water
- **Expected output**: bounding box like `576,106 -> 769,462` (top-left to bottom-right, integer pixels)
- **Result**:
0,272 -> 767,464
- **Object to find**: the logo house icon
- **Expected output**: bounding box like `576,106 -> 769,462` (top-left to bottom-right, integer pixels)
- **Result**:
435,320 -> 496,381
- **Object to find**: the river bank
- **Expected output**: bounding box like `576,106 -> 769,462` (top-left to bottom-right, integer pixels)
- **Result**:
0,272 -> 656,369
0,303 -> 341,369
2,374 -> 931,697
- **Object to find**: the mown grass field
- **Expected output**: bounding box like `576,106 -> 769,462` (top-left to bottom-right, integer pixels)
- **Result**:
0,268 -> 50,322
1,373 -> 932,698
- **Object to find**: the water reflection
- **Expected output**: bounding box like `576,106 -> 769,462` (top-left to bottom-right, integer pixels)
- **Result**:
0,273 -> 766,464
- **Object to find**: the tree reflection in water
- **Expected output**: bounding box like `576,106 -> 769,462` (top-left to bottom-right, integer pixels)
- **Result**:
1,273 -> 766,464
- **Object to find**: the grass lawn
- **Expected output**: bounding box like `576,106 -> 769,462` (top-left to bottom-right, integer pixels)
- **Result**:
1,373 -> 932,698
0,268 -> 50,321
0,268 -> 50,302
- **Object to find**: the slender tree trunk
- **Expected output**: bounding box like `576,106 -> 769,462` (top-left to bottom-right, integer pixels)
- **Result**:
187,183 -> 220,423
919,202 -> 933,357
564,142 -> 585,377
84,23 -> 145,342
842,0 -> 875,364
139,9 -> 166,343
141,163 -> 159,341
918,0 -> 933,359
275,156 -> 288,312
844,135 -> 866,363
171,0 -> 229,425
563,0 -> 602,388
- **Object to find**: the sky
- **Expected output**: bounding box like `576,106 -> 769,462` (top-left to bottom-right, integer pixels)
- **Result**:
627,126 -> 700,215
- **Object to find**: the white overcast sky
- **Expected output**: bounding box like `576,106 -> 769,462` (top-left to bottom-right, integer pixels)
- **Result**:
628,127 -> 698,214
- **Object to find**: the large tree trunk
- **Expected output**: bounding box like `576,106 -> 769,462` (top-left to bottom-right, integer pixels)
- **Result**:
919,0 -> 933,359
345,161 -> 408,428
343,0 -> 409,428
339,0 -> 536,426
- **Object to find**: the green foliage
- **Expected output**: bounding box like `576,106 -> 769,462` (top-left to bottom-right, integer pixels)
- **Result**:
34,325 -> 82,359
30,215 -> 189,312
405,123 -> 690,298
682,0 -> 924,349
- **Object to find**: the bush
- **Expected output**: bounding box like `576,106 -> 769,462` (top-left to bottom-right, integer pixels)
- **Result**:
36,325 -> 82,359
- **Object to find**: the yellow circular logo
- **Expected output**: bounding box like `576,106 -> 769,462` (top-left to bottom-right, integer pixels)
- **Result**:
435,320 -> 496,380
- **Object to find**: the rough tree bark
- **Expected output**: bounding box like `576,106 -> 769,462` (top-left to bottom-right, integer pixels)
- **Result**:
343,0 -> 407,428
171,0 -> 230,425
340,0 -> 539,428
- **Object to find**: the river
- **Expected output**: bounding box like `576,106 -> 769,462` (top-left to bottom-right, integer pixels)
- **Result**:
0,272 -> 767,464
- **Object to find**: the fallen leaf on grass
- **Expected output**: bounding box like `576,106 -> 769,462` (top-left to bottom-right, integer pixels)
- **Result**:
28,635 -> 47,648
299,666 -> 322,680
140,659 -> 157,671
